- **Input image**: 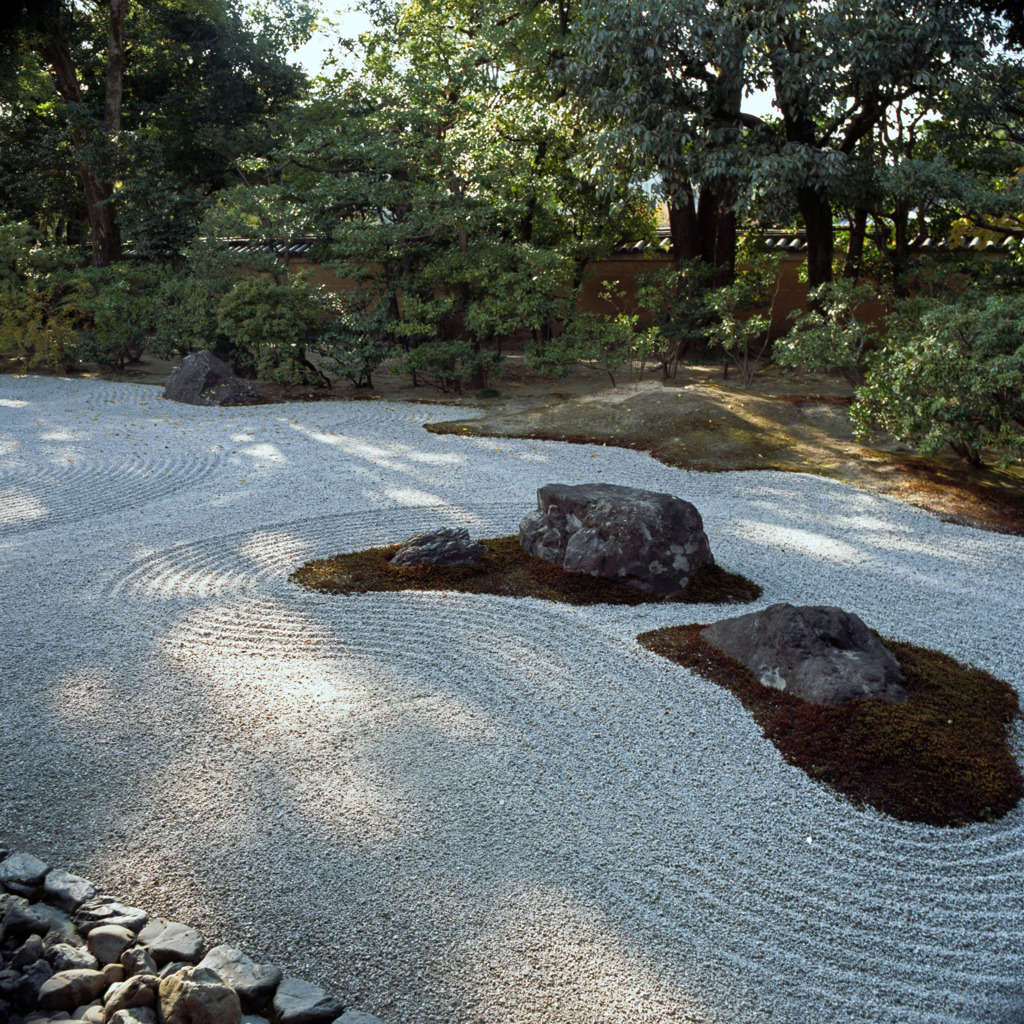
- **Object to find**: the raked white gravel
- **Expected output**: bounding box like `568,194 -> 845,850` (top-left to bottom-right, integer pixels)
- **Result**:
1,374 -> 1022,1024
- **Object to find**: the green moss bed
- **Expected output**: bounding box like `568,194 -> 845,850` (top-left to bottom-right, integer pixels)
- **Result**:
290,535 -> 762,605
638,624 -> 1023,827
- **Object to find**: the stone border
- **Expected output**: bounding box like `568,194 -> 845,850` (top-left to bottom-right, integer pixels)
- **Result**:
0,846 -> 385,1024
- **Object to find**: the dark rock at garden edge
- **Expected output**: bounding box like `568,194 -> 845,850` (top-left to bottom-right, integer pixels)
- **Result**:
75,901 -> 147,938
44,873 -> 97,914
158,966 -> 240,1024
163,352 -> 259,408
700,603 -> 908,706
519,482 -> 714,596
389,527 -> 486,567
196,948 -> 280,1013
0,854 -> 50,898
272,979 -> 343,1024
137,921 -> 202,969
47,946 -> 99,974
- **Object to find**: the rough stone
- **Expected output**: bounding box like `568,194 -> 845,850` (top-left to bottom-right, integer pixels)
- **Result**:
109,1010 -> 157,1024
700,603 -> 908,705
120,950 -> 157,980
46,948 -> 99,974
87,928 -> 135,967
75,901 -> 147,938
0,972 -> 19,1002
22,960 -> 55,1002
271,979 -> 343,1024
44,875 -> 97,915
157,966 -> 241,1024
156,966 -> 189,982
0,855 -> 50,899
331,1013 -> 385,1024
136,921 -> 201,968
163,352 -> 259,408
38,971 -> 108,1012
104,975 -> 160,1021
2,901 -> 51,944
26,1013 -> 71,1023
195,948 -> 280,1013
81,1006 -> 105,1024
389,527 -> 486,568
519,482 -> 714,595
11,936 -> 45,970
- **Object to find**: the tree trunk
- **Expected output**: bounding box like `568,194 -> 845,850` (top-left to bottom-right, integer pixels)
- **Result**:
843,207 -> 867,280
797,187 -> 834,291
39,0 -> 126,267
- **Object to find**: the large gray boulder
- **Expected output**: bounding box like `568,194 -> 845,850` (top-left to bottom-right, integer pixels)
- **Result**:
196,948 -> 280,1014
700,603 -> 908,706
389,527 -> 486,568
0,854 -> 50,898
519,483 -> 713,596
137,920 -> 202,968
163,353 -> 259,408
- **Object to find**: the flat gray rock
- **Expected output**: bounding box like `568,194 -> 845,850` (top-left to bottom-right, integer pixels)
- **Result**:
136,919 -> 202,967
197,947 -> 280,1012
46,946 -> 99,974
75,899 -> 147,937
389,527 -> 486,567
272,978 -> 343,1024
519,482 -> 713,595
700,603 -> 908,705
44,873 -> 97,914
0,854 -> 50,898
331,1012 -> 385,1024
38,971 -> 108,1012
163,352 -> 259,408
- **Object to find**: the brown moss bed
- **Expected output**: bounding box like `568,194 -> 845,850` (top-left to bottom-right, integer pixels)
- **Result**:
638,624 -> 1023,827
290,535 -> 762,605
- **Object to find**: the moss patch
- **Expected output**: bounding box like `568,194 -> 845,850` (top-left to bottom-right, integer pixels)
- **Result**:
638,624 -> 1023,827
290,535 -> 762,606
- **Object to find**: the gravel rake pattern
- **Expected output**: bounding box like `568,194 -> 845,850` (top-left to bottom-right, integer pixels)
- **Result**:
1,375 -> 1022,1024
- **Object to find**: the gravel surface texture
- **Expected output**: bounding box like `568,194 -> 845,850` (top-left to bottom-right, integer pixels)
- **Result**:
1,374 -> 1022,1024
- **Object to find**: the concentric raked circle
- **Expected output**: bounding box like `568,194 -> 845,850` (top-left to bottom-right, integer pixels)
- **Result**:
100,510 -> 1024,1024
0,449 -> 221,535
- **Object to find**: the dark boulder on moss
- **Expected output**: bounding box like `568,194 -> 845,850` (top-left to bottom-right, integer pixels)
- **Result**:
389,527 -> 486,567
519,482 -> 713,596
700,603 -> 907,706
163,352 -> 259,407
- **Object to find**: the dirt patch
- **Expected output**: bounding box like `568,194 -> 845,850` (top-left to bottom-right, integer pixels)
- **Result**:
30,349 -> 1024,536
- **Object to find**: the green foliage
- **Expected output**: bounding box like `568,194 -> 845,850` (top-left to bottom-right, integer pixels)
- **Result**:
708,251 -> 784,386
634,261 -> 720,377
777,279 -> 884,386
402,339 -> 499,393
215,274 -> 328,385
314,301 -> 394,389
852,293 -> 1024,466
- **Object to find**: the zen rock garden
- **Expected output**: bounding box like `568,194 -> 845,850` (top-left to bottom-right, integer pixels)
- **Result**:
0,848 -> 378,1024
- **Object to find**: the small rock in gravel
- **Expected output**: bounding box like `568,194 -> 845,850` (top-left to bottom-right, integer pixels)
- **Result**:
136,922 -> 201,968
47,947 -> 99,974
196,948 -> 280,1013
87,928 -> 135,967
104,975 -> 159,1021
75,901 -> 147,938
272,979 -> 344,1024
158,966 -> 241,1024
43,875 -> 97,915
38,970 -> 108,1012
11,935 -> 45,970
331,1012 -> 385,1024
120,951 -> 156,980
0,854 -> 50,898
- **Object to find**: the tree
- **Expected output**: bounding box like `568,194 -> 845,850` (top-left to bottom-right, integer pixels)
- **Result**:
0,0 -> 312,263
